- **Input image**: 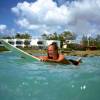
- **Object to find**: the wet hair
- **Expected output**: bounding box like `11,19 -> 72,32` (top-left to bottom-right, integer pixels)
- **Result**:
49,42 -> 58,50
47,42 -> 59,59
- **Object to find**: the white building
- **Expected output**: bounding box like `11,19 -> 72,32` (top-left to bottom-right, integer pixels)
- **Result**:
62,40 -> 79,49
45,40 -> 60,48
0,39 -> 60,49
65,40 -> 78,44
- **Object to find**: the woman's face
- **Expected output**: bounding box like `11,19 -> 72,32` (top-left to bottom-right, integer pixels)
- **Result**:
47,45 -> 58,58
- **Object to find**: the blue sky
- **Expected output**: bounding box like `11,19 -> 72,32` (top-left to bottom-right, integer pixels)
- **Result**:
0,0 -> 71,35
0,0 -> 37,35
0,0 -> 100,39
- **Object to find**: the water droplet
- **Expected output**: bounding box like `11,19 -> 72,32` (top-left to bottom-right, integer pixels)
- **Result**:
80,85 -> 86,90
72,85 -> 75,88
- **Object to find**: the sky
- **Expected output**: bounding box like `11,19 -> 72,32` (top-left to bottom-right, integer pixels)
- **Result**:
0,0 -> 100,39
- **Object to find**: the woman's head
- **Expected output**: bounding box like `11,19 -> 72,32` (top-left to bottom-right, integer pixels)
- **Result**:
47,42 -> 59,59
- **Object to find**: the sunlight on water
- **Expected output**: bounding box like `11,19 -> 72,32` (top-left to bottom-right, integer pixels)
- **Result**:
0,52 -> 100,100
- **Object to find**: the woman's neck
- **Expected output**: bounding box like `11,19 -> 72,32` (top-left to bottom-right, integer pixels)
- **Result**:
48,54 -> 59,60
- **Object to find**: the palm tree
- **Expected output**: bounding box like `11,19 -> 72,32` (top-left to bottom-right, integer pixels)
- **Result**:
63,31 -> 76,40
41,33 -> 48,40
15,33 -> 21,38
15,33 -> 32,39
22,33 -> 32,39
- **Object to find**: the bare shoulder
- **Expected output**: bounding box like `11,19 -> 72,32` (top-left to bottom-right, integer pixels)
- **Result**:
58,54 -> 65,61
59,54 -> 65,58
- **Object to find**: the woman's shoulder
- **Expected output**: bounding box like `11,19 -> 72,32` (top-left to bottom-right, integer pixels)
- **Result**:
57,54 -> 65,61
59,54 -> 65,57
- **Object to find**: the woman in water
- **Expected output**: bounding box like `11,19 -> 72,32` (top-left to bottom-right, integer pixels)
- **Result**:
38,42 -> 81,65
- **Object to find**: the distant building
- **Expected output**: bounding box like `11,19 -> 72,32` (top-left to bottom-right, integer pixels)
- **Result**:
0,39 -> 60,49
62,40 -> 80,49
46,40 -> 60,48
65,40 -> 79,44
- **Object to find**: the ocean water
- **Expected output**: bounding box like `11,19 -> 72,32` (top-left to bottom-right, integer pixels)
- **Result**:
0,51 -> 100,100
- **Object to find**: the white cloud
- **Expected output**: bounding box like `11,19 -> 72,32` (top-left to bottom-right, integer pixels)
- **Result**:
11,0 -> 70,35
0,24 -> 7,32
0,24 -> 16,36
11,0 -> 100,37
67,0 -> 100,35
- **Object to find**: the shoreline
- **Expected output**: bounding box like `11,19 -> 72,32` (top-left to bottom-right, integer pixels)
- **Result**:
63,50 -> 100,57
24,49 -> 100,57
0,47 -> 100,57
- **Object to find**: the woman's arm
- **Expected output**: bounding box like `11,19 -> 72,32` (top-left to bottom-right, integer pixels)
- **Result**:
38,54 -> 65,63
38,56 -> 48,61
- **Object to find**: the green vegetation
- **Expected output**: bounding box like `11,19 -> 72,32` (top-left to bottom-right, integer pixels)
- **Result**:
1,31 -> 100,54
41,31 -> 76,48
15,33 -> 32,39
2,33 -> 32,39
41,31 -> 76,40
2,31 -> 76,43
81,35 -> 100,49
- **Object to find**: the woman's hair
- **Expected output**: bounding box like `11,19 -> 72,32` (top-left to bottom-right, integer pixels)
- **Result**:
49,42 -> 58,50
47,42 -> 59,59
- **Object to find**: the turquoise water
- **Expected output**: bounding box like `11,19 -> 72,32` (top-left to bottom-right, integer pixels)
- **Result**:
0,51 -> 100,100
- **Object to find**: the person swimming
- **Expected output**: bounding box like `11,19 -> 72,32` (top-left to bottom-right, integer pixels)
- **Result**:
38,42 -> 81,65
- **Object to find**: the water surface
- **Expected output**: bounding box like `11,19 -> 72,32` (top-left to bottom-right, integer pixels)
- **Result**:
0,51 -> 100,100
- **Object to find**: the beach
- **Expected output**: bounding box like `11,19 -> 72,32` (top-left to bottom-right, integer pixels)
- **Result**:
0,47 -> 100,57
24,49 -> 100,57
62,50 -> 100,57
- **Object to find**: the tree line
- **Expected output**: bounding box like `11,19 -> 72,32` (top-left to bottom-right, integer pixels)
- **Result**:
1,31 -> 100,49
1,31 -> 76,48
82,34 -> 100,49
2,33 -> 32,39
1,31 -> 76,40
